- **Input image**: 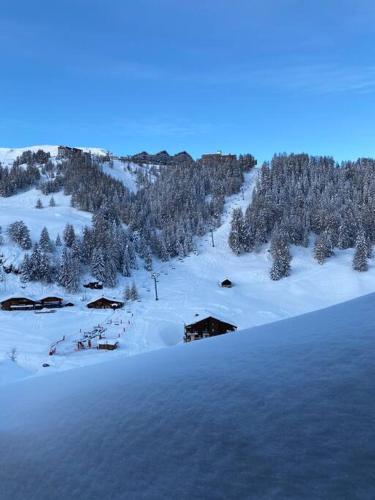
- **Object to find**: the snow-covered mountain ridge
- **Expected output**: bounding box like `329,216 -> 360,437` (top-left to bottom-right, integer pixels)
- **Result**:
2,292 -> 375,499
0,145 -> 108,166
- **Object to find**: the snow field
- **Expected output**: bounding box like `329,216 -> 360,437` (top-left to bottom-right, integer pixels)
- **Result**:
1,161 -> 375,383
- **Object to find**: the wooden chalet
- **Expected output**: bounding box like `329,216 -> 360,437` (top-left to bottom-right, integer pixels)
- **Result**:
83,281 -> 103,290
97,340 -> 119,351
40,296 -> 64,308
220,279 -> 233,288
1,297 -> 38,311
184,316 -> 237,343
87,298 -> 124,310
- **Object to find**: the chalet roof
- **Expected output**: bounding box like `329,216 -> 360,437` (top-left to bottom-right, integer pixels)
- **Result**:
1,297 -> 36,304
40,296 -> 63,301
221,278 -> 232,284
185,313 -> 237,330
87,297 -> 123,306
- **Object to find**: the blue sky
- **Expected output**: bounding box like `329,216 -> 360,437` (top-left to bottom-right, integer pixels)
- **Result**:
1,0 -> 375,162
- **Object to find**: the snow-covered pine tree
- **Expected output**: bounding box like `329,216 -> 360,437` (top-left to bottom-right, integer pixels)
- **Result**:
55,234 -> 62,247
353,230 -> 368,272
269,231 -> 291,280
20,254 -> 32,282
81,226 -> 94,265
104,256 -> 118,287
337,222 -> 352,250
39,251 -> 54,283
49,196 -> 56,207
143,246 -> 153,271
63,224 -> 76,247
124,284 -> 131,301
130,282 -> 139,301
91,248 -> 106,283
228,208 -> 247,255
29,243 -> 43,281
314,230 -> 333,265
39,227 -> 53,253
35,198 -> 43,209
7,221 -> 32,250
58,247 -> 80,292
0,265 -> 6,284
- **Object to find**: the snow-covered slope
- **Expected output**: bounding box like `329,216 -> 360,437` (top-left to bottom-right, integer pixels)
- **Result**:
3,168 -> 375,381
1,293 -> 375,499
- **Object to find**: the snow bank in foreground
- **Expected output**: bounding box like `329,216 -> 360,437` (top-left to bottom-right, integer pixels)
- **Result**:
1,293 -> 375,499
0,359 -> 33,385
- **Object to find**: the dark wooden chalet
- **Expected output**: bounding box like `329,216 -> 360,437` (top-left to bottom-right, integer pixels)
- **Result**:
87,298 -> 124,310
40,296 -> 64,308
184,316 -> 237,343
220,279 -> 233,288
1,297 -> 38,311
83,281 -> 103,290
97,340 -> 119,351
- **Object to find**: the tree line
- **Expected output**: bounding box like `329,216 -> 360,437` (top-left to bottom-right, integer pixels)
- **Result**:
229,153 -> 375,279
0,148 -> 256,290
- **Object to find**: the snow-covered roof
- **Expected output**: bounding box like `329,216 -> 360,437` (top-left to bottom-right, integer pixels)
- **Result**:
183,310 -> 237,327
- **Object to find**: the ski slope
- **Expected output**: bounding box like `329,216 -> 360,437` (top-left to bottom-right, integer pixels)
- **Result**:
2,167 -> 375,382
1,293 -> 375,499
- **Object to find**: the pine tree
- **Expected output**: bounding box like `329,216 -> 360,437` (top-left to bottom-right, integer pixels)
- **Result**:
353,231 -> 368,272
91,248 -> 106,283
143,246 -> 153,271
58,247 -> 80,292
337,222 -> 352,250
39,227 -> 53,253
35,198 -> 43,209
314,231 -> 333,265
269,231 -> 291,280
0,265 -> 5,284
7,221 -> 32,250
124,284 -> 131,301
104,256 -> 118,287
29,243 -> 43,281
55,234 -> 62,247
20,254 -> 32,282
63,224 -> 76,247
130,282 -> 139,300
228,208 -> 247,255
49,196 -> 56,207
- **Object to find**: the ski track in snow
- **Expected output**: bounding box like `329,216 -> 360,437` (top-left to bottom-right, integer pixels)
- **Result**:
1,160 -> 375,384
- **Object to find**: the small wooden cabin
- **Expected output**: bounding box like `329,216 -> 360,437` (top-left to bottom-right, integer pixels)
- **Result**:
184,316 -> 237,343
1,297 -> 37,311
87,298 -> 124,310
97,340 -> 119,351
40,296 -> 64,308
83,281 -> 103,290
220,279 -> 233,288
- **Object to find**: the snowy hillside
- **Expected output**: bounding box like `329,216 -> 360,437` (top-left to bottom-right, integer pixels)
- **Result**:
2,150 -> 375,382
1,293 -> 375,499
